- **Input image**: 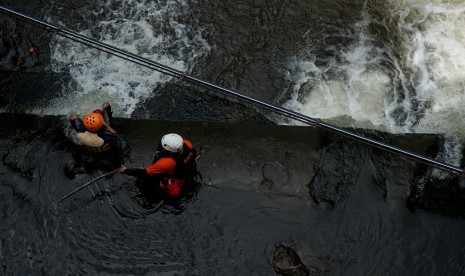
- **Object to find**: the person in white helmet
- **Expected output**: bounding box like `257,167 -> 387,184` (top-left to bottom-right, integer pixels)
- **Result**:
118,133 -> 197,197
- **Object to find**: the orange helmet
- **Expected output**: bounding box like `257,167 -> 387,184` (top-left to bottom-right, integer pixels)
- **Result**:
83,113 -> 104,132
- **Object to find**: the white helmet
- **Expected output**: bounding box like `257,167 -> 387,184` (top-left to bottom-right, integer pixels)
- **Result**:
161,133 -> 183,152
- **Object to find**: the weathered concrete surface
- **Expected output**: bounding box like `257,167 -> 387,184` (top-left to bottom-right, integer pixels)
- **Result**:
3,112 -> 465,222
0,112 -> 456,210
112,115 -> 324,198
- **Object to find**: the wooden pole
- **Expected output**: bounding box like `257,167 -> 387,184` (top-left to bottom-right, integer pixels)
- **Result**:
58,168 -> 119,203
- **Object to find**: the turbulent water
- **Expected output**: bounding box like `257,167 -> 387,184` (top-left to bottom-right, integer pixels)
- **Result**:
281,0 -> 465,135
2,0 -> 465,275
6,0 -> 462,137
16,0 -> 463,169
44,0 -> 211,116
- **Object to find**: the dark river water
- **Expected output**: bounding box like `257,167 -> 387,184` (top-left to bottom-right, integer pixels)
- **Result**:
2,0 -> 465,275
1,114 -> 465,275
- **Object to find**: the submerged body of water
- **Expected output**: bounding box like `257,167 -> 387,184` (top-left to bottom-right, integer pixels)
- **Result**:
2,0 -> 465,275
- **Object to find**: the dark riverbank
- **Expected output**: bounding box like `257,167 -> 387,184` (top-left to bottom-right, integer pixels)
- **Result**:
1,113 -> 465,275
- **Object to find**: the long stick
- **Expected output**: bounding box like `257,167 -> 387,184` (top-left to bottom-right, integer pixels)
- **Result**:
58,169 -> 119,203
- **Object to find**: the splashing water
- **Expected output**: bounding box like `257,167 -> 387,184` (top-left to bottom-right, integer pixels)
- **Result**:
397,0 -> 465,136
281,0 -> 465,138
42,0 -> 211,117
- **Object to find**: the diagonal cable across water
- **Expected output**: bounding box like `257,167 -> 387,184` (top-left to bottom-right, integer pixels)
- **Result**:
0,5 -> 462,176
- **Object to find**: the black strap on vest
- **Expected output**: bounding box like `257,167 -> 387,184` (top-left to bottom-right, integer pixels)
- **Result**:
173,143 -> 197,178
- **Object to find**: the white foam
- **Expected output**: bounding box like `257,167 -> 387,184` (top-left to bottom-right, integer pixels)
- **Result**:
395,1 -> 465,136
282,9 -> 396,131
281,0 -> 465,139
42,0 -> 210,117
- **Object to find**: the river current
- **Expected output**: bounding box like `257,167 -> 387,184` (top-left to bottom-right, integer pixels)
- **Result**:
4,0 -> 465,163
16,0 -> 465,136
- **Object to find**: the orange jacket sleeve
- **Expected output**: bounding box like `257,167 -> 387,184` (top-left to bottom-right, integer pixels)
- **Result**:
145,157 -> 176,176
183,140 -> 194,150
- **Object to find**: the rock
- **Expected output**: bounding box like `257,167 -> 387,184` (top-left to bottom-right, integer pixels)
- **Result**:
308,141 -> 370,206
261,161 -> 291,192
408,167 -> 465,218
272,245 -> 309,276
131,82 -> 275,124
0,33 -> 7,57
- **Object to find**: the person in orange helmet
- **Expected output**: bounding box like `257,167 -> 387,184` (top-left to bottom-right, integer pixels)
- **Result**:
68,102 -> 118,153
118,133 -> 198,198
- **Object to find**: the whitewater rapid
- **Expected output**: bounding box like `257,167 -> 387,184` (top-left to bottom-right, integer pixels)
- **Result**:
43,0 -> 211,117
283,0 -> 465,137
41,0 -> 465,141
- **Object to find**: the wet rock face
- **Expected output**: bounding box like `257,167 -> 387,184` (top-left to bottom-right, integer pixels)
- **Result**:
307,138 -> 399,207
131,82 -> 275,124
405,136 -> 465,218
0,32 -> 6,57
0,19 -> 45,70
272,245 -> 309,276
409,162 -> 465,218
0,5 -> 65,112
2,140 -> 43,180
308,141 -> 370,206
0,115 -> 64,179
260,161 -> 291,192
